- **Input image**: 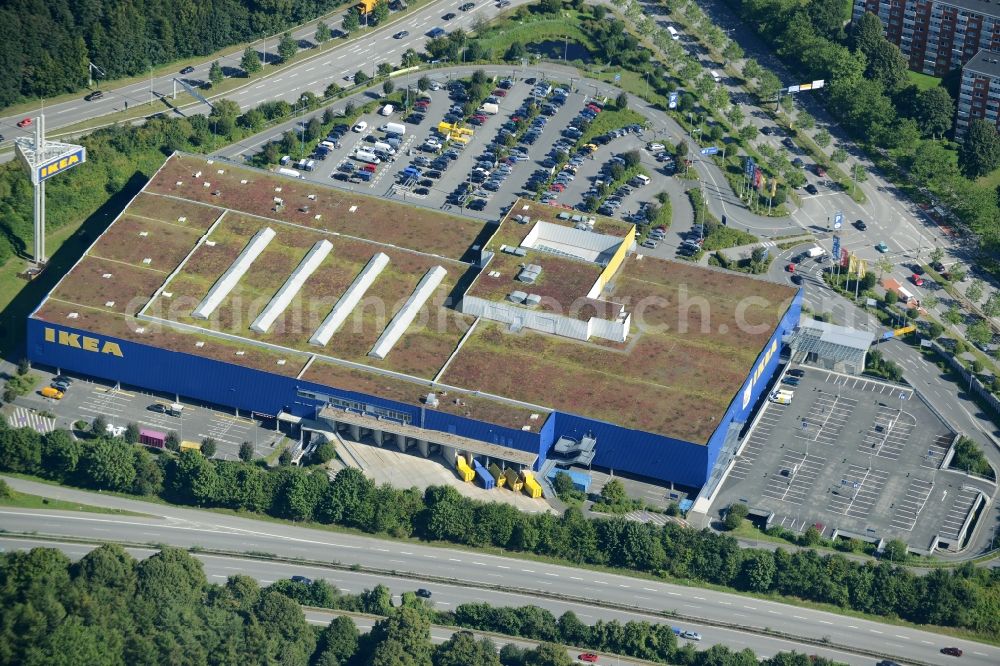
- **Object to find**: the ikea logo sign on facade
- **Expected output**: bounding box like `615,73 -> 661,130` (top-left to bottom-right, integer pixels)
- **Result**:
37,149 -> 85,182
44,327 -> 123,358
741,338 -> 779,409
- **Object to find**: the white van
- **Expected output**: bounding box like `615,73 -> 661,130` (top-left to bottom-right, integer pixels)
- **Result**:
667,26 -> 680,41
633,173 -> 651,186
710,70 -> 722,83
277,167 -> 302,178
354,149 -> 381,164
373,141 -> 396,155
380,122 -> 406,135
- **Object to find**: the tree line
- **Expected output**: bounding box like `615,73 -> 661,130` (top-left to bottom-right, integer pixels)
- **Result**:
731,0 -> 1000,250
0,543 -> 847,666
1,420 -> 998,639
0,0 -> 357,109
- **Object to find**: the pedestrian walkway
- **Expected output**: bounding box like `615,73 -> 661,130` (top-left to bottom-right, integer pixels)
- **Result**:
715,234 -> 815,261
6,407 -> 56,435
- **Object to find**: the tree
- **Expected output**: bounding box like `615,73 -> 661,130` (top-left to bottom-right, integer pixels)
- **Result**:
372,0 -> 390,25
883,538 -> 908,562
418,75 -> 431,91
540,0 -> 562,14
343,7 -> 361,34
914,87 -> 955,138
313,441 -> 336,464
600,478 -> 628,505
316,21 -> 331,44
434,631 -> 500,666
91,414 -> 108,436
615,91 -> 628,110
278,32 -> 297,62
316,615 -> 360,664
723,41 -> 744,62
743,58 -> 762,81
209,60 -> 223,87
354,71 -> 370,86
241,47 -> 261,75
959,119 -> 1000,178
757,70 -> 781,104
305,116 -> 322,141
124,422 -> 140,445
378,62 -> 393,77
739,124 -> 758,142
162,431 -> 179,452
524,642 -> 574,666
967,318 -> 992,348
82,437 -> 137,491
383,79 -> 395,95
945,304 -> 963,325
966,279 -> 985,304
797,112 -> 815,130
831,147 -> 847,163
930,247 -> 946,264
0,427 -> 42,472
726,105 -> 745,128
238,441 -> 254,462
200,437 -> 217,458
723,502 -> 748,530
279,448 -> 293,466
983,292 -> 1000,318
739,549 -> 776,592
367,606 -> 433,666
814,129 -> 831,148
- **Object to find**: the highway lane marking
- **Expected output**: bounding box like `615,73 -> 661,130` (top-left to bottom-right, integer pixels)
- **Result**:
423,554 -> 437,559
274,78 -> 283,83
400,551 -> 412,555
594,580 -> 608,585
818,620 -> 833,625
894,634 -> 907,639
570,576 -> 583,581
521,569 -> 534,573
921,640 -> 933,645
847,626 -> 857,629
643,587 -> 657,592
288,73 -> 298,78
375,547 -> 389,552
973,652 -> 987,656
306,67 -> 316,72
743,605 -> 756,610
693,596 -> 705,600
667,592 -> 681,596
869,629 -> 882,634
389,559 -> 405,564
618,584 -> 630,588
718,601 -> 731,606
473,561 -> 486,566
767,610 -> 780,615
254,85 -> 264,89
544,572 -> 559,577
793,616 -> 806,620
448,558 -> 461,562
211,574 -> 226,578
497,565 -> 509,569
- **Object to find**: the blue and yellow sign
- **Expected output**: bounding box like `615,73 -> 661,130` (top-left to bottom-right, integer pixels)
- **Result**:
37,148 -> 86,183
44,326 -> 123,357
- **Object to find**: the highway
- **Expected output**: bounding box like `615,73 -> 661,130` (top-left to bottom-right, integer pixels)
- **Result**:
2,476 -> 995,666
0,0 -> 526,153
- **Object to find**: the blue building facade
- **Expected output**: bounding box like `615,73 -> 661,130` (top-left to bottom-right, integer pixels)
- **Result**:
27,290 -> 800,488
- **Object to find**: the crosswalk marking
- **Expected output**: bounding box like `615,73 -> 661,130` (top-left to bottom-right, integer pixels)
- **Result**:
7,407 -> 56,434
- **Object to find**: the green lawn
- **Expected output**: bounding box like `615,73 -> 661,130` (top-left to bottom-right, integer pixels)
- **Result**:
907,70 -> 942,91
474,11 -> 594,58
0,485 -> 147,516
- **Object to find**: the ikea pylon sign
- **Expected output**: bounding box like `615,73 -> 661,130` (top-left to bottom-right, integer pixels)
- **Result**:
37,147 -> 86,183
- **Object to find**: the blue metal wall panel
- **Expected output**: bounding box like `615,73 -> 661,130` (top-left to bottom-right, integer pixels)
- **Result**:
422,409 -> 541,457
29,290 -> 802,488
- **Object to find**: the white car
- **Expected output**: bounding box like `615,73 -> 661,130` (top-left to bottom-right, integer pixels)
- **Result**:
105,423 -> 127,438
352,121 -> 368,132
648,142 -> 665,151
424,136 -> 441,147
681,631 -> 702,641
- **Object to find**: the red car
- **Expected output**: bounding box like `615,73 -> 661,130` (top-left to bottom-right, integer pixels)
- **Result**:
414,100 -> 429,108
550,183 -> 566,192
492,88 -> 507,97
911,273 -> 924,286
16,118 -> 32,128
586,104 -> 601,114
578,654 -> 599,663
472,114 -> 487,123
786,263 -> 796,272
362,163 -> 376,173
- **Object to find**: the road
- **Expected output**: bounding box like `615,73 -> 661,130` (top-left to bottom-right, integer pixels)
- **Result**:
1,476 -> 994,666
0,0 -> 529,156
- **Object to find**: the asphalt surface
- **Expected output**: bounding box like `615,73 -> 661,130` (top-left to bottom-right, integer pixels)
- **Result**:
1,476 -> 995,666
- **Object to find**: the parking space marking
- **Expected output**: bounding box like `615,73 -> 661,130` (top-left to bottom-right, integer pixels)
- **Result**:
828,464 -> 889,519
761,451 -> 826,505
939,487 -> 980,540
795,392 -> 856,446
860,406 -> 915,460
888,477 -> 933,531
730,402 -> 786,480
922,432 -> 952,469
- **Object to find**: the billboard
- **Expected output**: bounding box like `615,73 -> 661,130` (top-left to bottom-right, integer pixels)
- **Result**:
668,91 -> 679,109
36,147 -> 86,183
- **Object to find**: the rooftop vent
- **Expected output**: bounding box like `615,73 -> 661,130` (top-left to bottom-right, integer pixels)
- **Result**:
104,301 -> 115,308
240,179 -> 248,184
206,159 -> 214,165
135,327 -> 145,333
275,187 -> 282,192
349,205 -> 358,213
194,171 -> 202,178
195,341 -> 205,348
516,264 -> 542,283
217,169 -> 225,174
102,273 -> 113,279
178,216 -> 187,223
425,393 -> 440,408
525,293 -> 542,307
508,290 -> 528,303
203,182 -> 211,188
162,292 -> 173,298
308,194 -> 316,200
175,181 -> 183,186
139,231 -> 148,237
235,350 -> 245,356
142,258 -> 152,264
205,240 -> 216,247
277,359 -> 286,366
67,312 -> 78,319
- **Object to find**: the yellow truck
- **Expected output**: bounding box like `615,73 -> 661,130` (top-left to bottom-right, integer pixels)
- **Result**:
40,386 -> 63,399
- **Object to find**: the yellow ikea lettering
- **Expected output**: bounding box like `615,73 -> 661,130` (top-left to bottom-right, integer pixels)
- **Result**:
39,154 -> 80,179
43,327 -> 123,358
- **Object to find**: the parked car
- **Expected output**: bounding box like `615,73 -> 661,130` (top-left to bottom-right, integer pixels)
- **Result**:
804,184 -> 818,195
912,273 -> 924,287
352,121 -> 368,132
876,241 -> 889,253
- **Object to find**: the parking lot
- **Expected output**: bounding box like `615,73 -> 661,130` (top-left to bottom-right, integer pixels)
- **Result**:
266,72 -> 691,234
712,365 -> 994,552
13,369 -> 284,461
